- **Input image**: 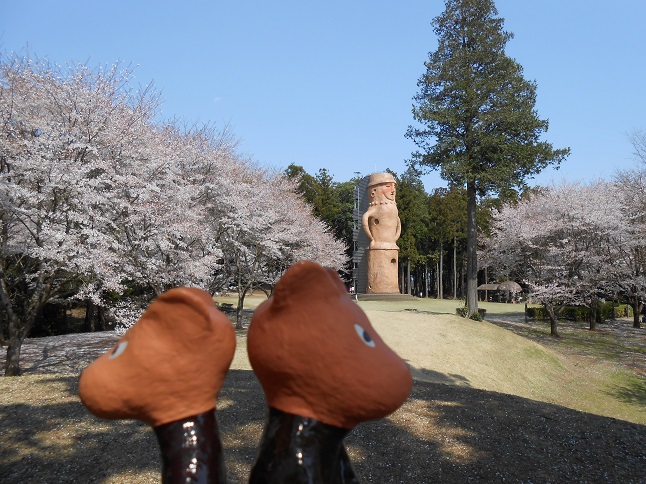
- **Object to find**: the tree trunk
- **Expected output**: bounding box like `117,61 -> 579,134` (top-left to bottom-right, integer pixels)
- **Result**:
544,303 -> 560,338
424,260 -> 428,298
406,259 -> 411,295
84,300 -> 96,332
4,312 -> 33,376
453,236 -> 457,299
97,306 -> 107,331
438,243 -> 444,299
589,298 -> 598,331
5,333 -> 26,376
235,290 -> 246,330
465,181 -> 478,316
1,272 -> 51,375
483,266 -> 488,302
2,288 -> 35,375
632,294 -> 642,329
0,309 -> 6,346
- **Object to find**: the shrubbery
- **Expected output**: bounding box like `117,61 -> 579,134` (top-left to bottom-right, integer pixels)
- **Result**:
526,302 -> 633,322
456,307 -> 487,321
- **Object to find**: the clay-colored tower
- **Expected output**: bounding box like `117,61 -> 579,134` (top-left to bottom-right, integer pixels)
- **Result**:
361,173 -> 401,293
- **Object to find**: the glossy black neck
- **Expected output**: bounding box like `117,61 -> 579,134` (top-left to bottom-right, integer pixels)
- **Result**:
154,409 -> 226,484
249,407 -> 359,484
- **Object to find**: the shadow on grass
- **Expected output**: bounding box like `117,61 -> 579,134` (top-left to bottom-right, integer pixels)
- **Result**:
409,366 -> 472,387
349,380 -> 646,482
0,375 -> 159,483
610,377 -> 646,407
2,371 -> 646,483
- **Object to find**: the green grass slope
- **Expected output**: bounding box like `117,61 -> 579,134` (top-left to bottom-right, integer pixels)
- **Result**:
366,308 -> 645,425
222,295 -> 644,424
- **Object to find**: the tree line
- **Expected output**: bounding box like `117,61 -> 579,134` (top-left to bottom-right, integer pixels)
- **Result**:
284,164 -> 489,300
0,55 -> 346,375
286,134 -> 646,337
287,0 -> 572,314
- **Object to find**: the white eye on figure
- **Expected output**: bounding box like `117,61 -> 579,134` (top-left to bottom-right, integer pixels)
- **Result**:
109,341 -> 128,359
354,324 -> 376,348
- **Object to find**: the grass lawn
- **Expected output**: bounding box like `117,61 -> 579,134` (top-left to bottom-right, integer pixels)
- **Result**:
213,294 -> 645,425
215,292 -> 532,316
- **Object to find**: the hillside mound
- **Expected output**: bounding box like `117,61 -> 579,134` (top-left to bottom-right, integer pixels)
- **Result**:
367,310 -> 645,424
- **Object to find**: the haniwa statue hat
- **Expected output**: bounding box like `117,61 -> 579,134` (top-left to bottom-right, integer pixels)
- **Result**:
367,172 -> 396,188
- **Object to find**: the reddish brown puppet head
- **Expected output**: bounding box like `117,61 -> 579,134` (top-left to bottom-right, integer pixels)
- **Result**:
247,261 -> 412,429
78,287 -> 236,427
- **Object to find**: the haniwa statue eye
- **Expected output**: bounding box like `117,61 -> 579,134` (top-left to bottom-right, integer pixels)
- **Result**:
354,324 -> 376,348
109,341 -> 129,360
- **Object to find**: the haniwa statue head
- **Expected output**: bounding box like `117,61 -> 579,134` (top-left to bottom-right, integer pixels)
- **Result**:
367,173 -> 397,202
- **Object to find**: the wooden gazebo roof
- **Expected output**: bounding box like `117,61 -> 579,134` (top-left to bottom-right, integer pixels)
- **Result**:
477,281 -> 523,293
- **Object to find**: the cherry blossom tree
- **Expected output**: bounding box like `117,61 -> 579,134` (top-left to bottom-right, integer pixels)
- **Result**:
482,182 -> 628,335
0,58 -> 231,370
0,57 -> 163,374
612,168 -> 646,328
629,130 -> 646,165
210,168 -> 347,329
0,53 -> 348,373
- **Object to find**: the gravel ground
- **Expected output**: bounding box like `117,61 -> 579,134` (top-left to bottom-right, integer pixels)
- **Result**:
1,311 -> 646,483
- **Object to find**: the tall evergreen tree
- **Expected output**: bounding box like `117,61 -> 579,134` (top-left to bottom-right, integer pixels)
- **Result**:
427,187 -> 467,298
393,168 -> 429,295
406,0 -> 569,316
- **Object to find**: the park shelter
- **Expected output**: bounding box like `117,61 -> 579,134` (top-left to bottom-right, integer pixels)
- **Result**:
477,281 -> 522,302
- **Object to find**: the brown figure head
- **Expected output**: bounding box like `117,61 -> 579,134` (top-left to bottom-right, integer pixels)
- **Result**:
78,287 -> 236,427
367,172 -> 397,203
247,261 -> 412,429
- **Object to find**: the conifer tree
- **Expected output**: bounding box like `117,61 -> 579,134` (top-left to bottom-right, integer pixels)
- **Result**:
407,0 -> 569,316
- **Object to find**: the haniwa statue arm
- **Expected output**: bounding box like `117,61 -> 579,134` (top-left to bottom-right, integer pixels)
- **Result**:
362,211 -> 373,242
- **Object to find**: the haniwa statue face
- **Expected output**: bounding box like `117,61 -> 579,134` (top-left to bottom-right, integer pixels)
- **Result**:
371,182 -> 396,202
379,182 -> 396,201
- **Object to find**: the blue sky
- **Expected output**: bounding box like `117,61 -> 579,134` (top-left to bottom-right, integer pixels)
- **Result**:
2,0 -> 645,191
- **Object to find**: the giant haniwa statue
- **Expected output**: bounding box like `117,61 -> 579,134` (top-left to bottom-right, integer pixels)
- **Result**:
361,173 -> 401,293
